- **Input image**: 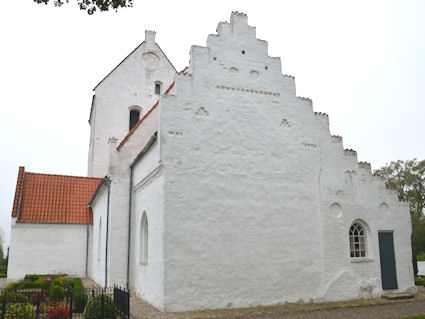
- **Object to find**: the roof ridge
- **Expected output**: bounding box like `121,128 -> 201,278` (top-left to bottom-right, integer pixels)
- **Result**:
116,80 -> 175,151
93,42 -> 177,91
93,41 -> 145,91
25,172 -> 103,180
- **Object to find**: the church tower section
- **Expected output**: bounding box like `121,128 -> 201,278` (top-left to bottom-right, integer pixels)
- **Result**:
88,30 -> 176,178
158,12 -> 414,311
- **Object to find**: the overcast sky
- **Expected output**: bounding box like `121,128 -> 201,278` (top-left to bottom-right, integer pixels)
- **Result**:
0,0 -> 424,249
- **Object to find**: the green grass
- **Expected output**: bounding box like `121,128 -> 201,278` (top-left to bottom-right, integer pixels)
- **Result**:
400,316 -> 425,319
415,276 -> 425,286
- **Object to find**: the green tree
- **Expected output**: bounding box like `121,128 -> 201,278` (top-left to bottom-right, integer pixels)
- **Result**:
33,0 -> 133,14
374,159 -> 425,275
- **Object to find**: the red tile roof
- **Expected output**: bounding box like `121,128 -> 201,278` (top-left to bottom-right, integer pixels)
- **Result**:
11,167 -> 102,224
116,81 -> 175,151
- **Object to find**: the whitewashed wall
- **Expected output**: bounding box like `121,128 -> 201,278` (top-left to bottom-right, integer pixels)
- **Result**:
418,261 -> 425,276
131,142 -> 166,310
88,30 -> 176,178
7,223 -> 88,280
106,85 -> 164,289
90,186 -> 109,286
158,12 -> 415,311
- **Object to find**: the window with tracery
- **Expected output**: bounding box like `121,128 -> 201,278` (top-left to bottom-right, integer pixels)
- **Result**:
349,223 -> 366,258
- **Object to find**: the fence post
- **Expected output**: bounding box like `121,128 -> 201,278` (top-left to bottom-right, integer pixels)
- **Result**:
36,288 -> 42,319
92,286 -> 95,297
69,287 -> 73,319
1,290 -> 6,319
101,291 -> 104,319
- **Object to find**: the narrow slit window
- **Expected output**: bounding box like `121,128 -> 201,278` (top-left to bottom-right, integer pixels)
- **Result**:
140,212 -> 148,264
129,109 -> 140,131
155,82 -> 162,95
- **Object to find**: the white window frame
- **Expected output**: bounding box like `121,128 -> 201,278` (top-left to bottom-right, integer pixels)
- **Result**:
349,222 -> 367,258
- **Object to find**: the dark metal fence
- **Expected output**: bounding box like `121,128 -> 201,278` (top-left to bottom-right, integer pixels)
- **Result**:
0,286 -> 129,319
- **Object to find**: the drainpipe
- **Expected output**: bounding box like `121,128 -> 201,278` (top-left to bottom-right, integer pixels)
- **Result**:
105,180 -> 111,288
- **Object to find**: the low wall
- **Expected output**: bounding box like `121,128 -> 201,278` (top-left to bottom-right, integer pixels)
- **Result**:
7,223 -> 88,280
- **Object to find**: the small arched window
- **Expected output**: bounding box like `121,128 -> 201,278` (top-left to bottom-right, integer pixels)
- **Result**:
349,222 -> 366,258
140,212 -> 148,265
155,82 -> 162,95
129,109 -> 140,131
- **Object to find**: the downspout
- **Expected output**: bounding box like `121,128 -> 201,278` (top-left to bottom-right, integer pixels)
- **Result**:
127,167 -> 133,290
105,180 -> 111,288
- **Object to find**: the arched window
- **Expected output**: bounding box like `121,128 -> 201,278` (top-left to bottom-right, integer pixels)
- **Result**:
139,212 -> 148,264
349,223 -> 366,258
129,109 -> 140,131
155,81 -> 162,95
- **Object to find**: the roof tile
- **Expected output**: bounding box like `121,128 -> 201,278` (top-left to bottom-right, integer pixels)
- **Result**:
11,167 -> 102,224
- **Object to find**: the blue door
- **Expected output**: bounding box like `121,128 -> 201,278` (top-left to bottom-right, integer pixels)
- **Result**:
378,232 -> 398,290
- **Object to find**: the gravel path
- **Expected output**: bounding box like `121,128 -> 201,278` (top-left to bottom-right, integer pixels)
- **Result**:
129,287 -> 425,319
227,299 -> 425,319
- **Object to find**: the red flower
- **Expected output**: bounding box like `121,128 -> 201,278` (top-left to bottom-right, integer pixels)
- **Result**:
47,307 -> 70,319
30,292 -> 47,305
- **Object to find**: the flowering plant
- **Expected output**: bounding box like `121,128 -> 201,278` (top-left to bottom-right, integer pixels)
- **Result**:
47,307 -> 70,319
30,292 -> 47,305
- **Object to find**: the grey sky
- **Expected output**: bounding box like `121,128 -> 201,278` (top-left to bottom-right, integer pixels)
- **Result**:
0,0 -> 424,249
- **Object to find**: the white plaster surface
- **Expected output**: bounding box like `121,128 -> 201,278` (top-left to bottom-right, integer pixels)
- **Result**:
7,224 -> 88,280
90,185 -> 109,286
156,12 -> 415,311
87,30 -> 176,178
132,142 -> 165,310
81,12 -> 415,312
418,261 -> 425,276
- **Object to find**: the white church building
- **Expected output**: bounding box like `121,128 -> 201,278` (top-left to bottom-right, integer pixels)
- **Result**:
8,12 -> 416,312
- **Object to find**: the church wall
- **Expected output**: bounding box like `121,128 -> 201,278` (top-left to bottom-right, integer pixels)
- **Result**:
88,31 -> 176,178
160,14 -> 324,311
132,141 -> 165,310
106,94 -> 161,289
90,187 -> 109,286
158,13 -> 414,311
317,129 -> 415,300
7,223 -> 87,280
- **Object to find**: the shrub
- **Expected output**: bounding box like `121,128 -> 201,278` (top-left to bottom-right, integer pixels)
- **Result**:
83,294 -> 117,319
74,292 -> 87,312
415,276 -> 425,286
24,274 -> 68,282
417,252 -> 425,262
49,285 -> 65,301
4,303 -> 36,319
6,281 -> 40,290
48,307 -> 70,319
0,292 -> 28,304
72,278 -> 87,312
